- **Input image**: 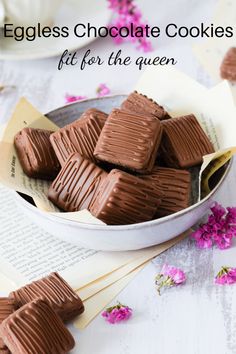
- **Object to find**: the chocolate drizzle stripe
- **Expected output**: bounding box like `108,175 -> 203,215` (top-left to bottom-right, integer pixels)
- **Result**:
161,115 -> 214,167
27,130 -> 56,166
94,109 -> 162,172
48,154 -> 107,212
165,120 -> 207,161
0,298 -> 16,353
14,128 -> 60,179
121,91 -> 169,120
11,274 -> 78,305
1,299 -> 75,354
141,167 -> 191,217
90,169 -> 159,225
10,273 -> 84,322
50,109 -> 107,165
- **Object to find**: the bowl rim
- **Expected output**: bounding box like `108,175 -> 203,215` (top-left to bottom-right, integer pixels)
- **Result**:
14,95 -> 233,231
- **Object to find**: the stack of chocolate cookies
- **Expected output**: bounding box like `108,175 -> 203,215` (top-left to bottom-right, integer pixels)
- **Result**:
14,92 -> 215,225
0,272 -> 84,353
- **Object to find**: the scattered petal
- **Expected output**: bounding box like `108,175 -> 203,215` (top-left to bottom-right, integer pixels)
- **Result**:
214,232 -> 233,250
102,302 -> 132,324
191,227 -> 213,249
96,83 -> 111,97
215,266 -> 236,285
65,93 -> 87,104
155,264 -> 186,295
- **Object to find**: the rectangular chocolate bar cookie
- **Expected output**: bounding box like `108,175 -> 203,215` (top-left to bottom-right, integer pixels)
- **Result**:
9,272 -> 84,322
0,298 -> 75,354
50,108 -> 107,165
94,109 -> 163,174
160,114 -> 214,168
121,91 -> 171,120
90,169 -> 161,225
140,167 -> 191,217
14,127 -> 60,180
220,47 -> 236,82
0,298 -> 17,354
48,153 -> 107,212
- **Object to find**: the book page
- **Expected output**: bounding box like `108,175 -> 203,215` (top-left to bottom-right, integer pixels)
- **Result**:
0,184 -> 138,288
0,183 -> 186,292
78,230 -> 188,301
0,184 -> 99,288
74,266 -> 144,329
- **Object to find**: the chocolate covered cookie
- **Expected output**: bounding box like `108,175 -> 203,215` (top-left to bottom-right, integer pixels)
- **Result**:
94,109 -> 163,174
121,91 -> 171,120
160,114 -> 214,168
0,299 -> 75,354
140,167 -> 191,217
50,108 -> 107,165
48,153 -> 107,212
0,298 -> 17,354
14,127 -> 60,180
220,47 -> 236,82
90,169 -> 161,225
10,272 -> 84,322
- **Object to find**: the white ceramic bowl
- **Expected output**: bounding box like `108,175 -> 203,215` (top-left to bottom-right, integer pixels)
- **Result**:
14,96 -> 232,251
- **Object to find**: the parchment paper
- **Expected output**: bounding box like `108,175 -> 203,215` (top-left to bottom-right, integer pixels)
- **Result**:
193,0 -> 236,104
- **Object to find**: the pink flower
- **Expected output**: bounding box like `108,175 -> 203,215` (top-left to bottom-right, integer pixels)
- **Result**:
191,226 -> 213,249
191,203 -> 236,250
108,0 -> 152,52
137,39 -> 153,53
161,264 -> 186,284
215,266 -> 236,285
96,83 -> 110,97
213,232 -> 233,250
102,303 -> 132,324
65,93 -> 87,104
226,207 -> 236,224
155,264 -> 186,295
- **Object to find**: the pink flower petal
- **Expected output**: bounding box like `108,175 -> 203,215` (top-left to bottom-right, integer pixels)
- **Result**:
191,203 -> 236,250
102,303 -> 132,324
65,93 -> 87,104
215,267 -> 236,285
215,274 -> 230,285
96,83 -> 111,97
108,0 -> 153,52
160,264 -> 186,285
